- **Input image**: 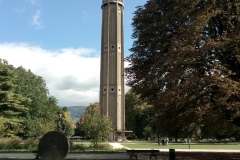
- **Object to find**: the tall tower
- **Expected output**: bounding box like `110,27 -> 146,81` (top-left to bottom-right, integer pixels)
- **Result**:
100,0 -> 125,141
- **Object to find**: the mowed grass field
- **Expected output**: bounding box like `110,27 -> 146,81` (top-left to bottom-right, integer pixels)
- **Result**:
121,142 -> 240,150
0,141 -> 240,160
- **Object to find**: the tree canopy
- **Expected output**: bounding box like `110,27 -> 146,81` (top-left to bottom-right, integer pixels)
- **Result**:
58,107 -> 75,136
13,66 -> 61,138
125,90 -> 154,139
0,60 -> 28,137
79,103 -> 113,147
126,0 -> 240,137
0,59 -> 61,138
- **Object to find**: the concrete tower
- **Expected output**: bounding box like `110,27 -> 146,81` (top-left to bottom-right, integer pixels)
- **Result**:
100,0 -> 125,141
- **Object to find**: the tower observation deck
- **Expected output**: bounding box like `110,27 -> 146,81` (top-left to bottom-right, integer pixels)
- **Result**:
102,0 -> 124,6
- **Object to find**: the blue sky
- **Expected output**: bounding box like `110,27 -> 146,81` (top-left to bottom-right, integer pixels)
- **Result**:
0,0 -> 146,55
0,0 -> 147,106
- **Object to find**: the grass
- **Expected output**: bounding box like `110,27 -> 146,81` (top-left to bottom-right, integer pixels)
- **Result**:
1,141 -> 240,160
121,142 -> 240,150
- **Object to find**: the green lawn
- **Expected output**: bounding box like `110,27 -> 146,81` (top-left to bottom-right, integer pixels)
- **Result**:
121,142 -> 240,150
1,142 -> 240,160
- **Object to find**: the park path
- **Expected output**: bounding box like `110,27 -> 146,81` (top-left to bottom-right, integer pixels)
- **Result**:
109,142 -> 129,149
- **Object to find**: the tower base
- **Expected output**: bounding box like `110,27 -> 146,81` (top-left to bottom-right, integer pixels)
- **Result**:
110,130 -> 132,142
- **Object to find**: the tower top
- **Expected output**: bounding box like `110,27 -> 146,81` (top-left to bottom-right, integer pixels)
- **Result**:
102,0 -> 124,6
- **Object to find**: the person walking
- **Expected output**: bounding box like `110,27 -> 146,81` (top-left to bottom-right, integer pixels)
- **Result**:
161,138 -> 164,146
166,137 -> 169,145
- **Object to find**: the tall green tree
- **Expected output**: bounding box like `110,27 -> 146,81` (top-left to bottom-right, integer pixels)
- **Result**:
58,107 -> 75,136
12,66 -> 61,138
74,121 -> 85,137
80,103 -> 113,147
0,60 -> 28,137
125,90 -> 153,139
126,0 -> 240,137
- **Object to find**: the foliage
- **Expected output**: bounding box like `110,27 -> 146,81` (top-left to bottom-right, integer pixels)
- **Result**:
200,118 -> 240,139
13,66 -> 61,138
74,121 -> 85,137
58,107 -> 75,136
0,138 -> 39,150
0,60 -> 28,137
80,103 -> 113,147
0,59 -> 61,138
143,125 -> 153,140
125,90 -> 154,139
126,0 -> 240,138
34,117 -> 56,137
125,90 -> 143,132
87,143 -> 113,151
0,116 -> 6,138
69,141 -> 86,151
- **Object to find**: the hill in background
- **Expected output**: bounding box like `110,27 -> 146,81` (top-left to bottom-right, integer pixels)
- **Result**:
66,106 -> 87,121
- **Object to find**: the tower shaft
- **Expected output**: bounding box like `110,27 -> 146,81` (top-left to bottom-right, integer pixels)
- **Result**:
100,0 -> 125,140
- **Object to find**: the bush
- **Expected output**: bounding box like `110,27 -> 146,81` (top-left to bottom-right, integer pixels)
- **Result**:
0,138 -> 39,150
87,143 -> 112,150
69,141 -> 113,151
69,141 -> 86,151
22,138 -> 39,150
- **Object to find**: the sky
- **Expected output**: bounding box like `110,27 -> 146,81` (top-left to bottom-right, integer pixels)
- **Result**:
0,0 -> 147,106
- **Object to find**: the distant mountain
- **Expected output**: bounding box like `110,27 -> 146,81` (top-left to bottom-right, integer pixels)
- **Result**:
66,106 -> 87,121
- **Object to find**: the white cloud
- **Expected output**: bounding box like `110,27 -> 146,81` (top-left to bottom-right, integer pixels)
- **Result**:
31,10 -> 44,29
0,42 -> 100,106
0,42 -> 130,106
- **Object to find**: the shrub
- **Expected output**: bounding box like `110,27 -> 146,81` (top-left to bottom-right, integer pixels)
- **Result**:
70,141 -> 86,151
0,117 -> 6,138
69,141 -> 113,151
22,138 -> 39,150
0,138 -> 39,150
87,143 -> 112,150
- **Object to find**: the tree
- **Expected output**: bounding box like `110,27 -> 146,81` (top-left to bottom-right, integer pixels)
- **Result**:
80,103 -> 113,147
0,116 -> 6,138
125,90 -> 154,139
74,121 -> 85,137
13,66 -> 61,138
200,118 -> 240,139
125,0 -> 240,137
0,59 -> 28,137
58,107 -> 75,136
0,59 -> 62,138
35,117 -> 56,137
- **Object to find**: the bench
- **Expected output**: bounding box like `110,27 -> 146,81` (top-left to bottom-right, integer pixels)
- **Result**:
126,149 -> 160,159
32,150 -> 40,159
